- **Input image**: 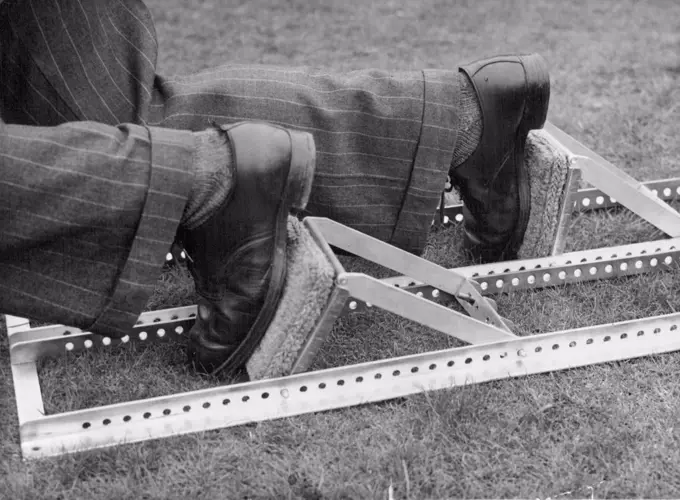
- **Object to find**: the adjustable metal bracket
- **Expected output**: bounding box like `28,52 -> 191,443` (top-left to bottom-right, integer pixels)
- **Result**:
5,225 -> 680,459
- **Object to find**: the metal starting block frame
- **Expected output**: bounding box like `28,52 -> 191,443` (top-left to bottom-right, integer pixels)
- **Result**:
4,125 -> 680,459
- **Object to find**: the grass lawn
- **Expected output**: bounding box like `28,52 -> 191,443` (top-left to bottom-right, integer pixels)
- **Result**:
2,0 -> 680,498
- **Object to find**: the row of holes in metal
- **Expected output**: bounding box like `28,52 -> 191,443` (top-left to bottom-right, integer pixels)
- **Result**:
75,323 -> 679,431
438,187 -> 680,225
576,186 -> 680,208
63,326 -> 186,352
478,255 -> 675,291
347,253 -> 677,309
134,311 -> 197,327
471,246 -> 677,279
380,246 -> 678,292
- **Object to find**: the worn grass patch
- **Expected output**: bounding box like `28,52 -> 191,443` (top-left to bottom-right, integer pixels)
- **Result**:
1,0 -> 679,498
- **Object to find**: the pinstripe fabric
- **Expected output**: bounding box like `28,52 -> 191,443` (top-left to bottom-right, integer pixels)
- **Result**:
150,67 -> 459,250
0,0 -> 460,333
0,0 -> 194,336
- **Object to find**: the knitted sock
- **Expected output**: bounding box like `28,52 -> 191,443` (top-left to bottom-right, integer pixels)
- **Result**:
450,72 -> 482,170
180,127 -> 234,230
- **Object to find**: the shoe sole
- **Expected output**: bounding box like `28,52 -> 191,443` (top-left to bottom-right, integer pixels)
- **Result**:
505,53 -> 551,257
204,129 -> 317,376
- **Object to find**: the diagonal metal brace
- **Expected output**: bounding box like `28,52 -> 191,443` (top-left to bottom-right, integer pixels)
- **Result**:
544,122 -> 680,237
340,273 -> 516,344
304,217 -> 515,338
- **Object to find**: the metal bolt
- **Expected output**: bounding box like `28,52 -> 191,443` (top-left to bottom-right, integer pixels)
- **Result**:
456,292 -> 475,304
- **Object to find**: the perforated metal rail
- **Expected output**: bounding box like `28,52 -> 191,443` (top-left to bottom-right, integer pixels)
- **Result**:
439,177 -> 680,223
12,311 -> 680,459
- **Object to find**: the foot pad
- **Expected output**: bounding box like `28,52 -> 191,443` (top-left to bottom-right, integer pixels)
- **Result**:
518,129 -> 579,259
246,216 -> 336,380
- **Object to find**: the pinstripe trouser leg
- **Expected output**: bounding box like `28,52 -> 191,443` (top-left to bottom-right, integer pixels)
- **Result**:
0,0 -> 195,335
149,67 -> 460,253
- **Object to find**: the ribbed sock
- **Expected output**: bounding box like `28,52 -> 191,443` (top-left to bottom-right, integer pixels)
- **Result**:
181,126 -> 234,230
450,71 -> 482,170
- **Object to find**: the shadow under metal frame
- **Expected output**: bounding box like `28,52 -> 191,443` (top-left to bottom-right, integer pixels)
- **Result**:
4,124 -> 680,459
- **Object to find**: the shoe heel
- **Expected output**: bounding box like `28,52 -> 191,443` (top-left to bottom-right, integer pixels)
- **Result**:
286,130 -> 317,211
519,53 -> 551,130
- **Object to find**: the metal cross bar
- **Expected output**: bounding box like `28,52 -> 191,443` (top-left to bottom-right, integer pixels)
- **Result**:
348,237 -> 680,314
11,311 -> 680,459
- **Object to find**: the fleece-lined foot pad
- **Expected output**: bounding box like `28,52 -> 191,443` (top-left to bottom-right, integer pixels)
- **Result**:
246,216 -> 336,380
446,129 -> 575,260
517,129 -> 576,259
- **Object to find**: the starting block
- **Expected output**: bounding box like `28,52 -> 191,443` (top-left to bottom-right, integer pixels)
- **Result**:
4,124 -> 680,459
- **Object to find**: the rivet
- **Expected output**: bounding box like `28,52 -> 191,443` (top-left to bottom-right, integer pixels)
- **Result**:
198,304 -> 211,321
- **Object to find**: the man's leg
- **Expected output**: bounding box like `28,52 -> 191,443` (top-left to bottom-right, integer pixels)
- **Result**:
0,120 -> 194,337
0,0 -> 185,336
150,67 -> 460,254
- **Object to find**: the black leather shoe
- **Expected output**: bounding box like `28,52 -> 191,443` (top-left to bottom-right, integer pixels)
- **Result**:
450,53 -> 550,262
177,122 -> 316,376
